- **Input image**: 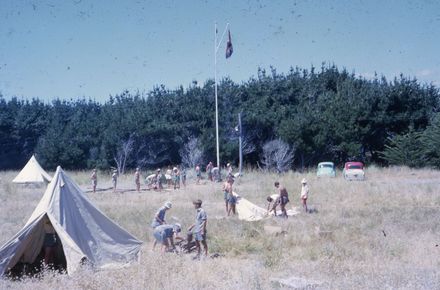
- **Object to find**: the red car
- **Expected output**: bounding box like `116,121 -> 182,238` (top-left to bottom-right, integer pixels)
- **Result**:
343,162 -> 365,181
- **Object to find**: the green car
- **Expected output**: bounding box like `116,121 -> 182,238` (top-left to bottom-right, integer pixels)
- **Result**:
317,162 -> 336,177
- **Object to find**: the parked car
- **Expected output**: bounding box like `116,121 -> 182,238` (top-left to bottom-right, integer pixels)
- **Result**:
317,162 -> 336,177
343,162 -> 365,181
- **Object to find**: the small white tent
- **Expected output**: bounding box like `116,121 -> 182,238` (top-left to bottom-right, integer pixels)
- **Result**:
12,155 -> 52,184
0,166 -> 142,277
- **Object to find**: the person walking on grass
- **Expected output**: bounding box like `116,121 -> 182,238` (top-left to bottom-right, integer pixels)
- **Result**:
274,181 -> 289,218
301,178 -> 309,213
112,169 -> 118,193
91,169 -> 97,193
153,223 -> 183,253
188,199 -> 208,259
135,167 -> 141,192
151,201 -> 172,250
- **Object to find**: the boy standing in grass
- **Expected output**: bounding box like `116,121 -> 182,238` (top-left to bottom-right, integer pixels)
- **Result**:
188,199 -> 208,258
181,168 -> 187,187
135,167 -> 141,192
206,161 -> 213,181
222,177 -> 233,214
274,181 -> 289,218
301,178 -> 309,213
112,169 -> 118,193
195,165 -> 201,184
91,169 -> 97,193
173,167 -> 180,190
226,176 -> 237,216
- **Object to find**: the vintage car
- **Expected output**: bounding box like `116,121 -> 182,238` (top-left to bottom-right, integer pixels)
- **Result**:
343,162 -> 365,181
316,162 -> 336,177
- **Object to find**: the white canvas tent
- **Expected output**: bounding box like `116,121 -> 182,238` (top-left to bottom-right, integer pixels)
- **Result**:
236,194 -> 299,221
0,166 -> 142,277
12,155 -> 52,184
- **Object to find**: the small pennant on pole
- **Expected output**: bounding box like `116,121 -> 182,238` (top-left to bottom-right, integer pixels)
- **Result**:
225,29 -> 233,58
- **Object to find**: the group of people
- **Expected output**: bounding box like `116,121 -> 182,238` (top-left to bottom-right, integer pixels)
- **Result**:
195,161 -> 232,184
90,166 -> 188,193
90,161 -> 236,193
89,164 -> 310,260
266,178 -> 310,217
91,168 -> 120,193
146,167 -> 186,191
219,167 -> 310,219
150,199 -> 208,259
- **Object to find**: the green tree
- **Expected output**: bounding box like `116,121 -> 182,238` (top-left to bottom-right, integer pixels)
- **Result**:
380,128 -> 426,168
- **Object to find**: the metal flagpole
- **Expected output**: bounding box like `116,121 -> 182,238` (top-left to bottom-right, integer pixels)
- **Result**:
238,111 -> 243,176
214,22 -> 229,177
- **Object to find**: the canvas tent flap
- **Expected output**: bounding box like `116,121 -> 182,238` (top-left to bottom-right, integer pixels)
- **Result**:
12,155 -> 52,184
236,194 -> 299,222
236,196 -> 269,221
1,166 -> 142,277
0,215 -> 45,276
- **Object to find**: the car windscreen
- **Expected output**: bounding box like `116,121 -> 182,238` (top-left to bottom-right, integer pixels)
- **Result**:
320,164 -> 333,168
347,165 -> 362,169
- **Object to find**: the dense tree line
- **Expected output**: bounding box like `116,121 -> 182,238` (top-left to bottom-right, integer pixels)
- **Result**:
1,64 -> 439,171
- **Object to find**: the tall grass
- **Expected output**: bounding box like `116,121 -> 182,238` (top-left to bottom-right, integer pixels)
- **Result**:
1,167 -> 439,289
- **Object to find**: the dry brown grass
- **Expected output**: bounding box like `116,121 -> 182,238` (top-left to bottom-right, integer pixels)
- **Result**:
1,166 -> 439,289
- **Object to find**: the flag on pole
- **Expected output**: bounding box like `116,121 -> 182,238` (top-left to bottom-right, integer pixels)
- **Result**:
225,29 -> 233,58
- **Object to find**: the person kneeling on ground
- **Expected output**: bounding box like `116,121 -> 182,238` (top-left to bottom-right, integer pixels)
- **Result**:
151,201 -> 172,250
266,193 -> 280,216
153,223 -> 183,253
188,199 -> 208,258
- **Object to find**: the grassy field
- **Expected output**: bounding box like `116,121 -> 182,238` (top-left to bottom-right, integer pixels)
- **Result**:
1,166 -> 439,289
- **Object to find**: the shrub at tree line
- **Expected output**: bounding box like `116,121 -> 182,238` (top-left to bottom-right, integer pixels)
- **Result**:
0,64 -> 439,171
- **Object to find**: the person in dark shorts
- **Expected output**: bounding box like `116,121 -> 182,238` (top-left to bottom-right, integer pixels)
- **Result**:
172,167 -> 180,190
274,181 -> 289,218
195,165 -> 201,184
188,199 -> 208,258
43,215 -> 57,266
222,177 -> 234,215
226,176 -> 236,216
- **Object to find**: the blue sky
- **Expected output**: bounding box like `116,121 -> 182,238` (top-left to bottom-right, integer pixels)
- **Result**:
1,0 -> 439,101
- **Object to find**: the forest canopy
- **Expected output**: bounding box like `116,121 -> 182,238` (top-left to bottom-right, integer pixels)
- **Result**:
1,64 -> 439,171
